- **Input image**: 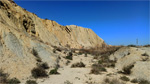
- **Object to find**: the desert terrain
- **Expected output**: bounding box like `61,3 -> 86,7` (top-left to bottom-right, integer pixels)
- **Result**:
0,0 -> 150,84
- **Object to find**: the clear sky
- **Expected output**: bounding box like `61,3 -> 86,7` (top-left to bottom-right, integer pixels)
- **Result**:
14,0 -> 149,45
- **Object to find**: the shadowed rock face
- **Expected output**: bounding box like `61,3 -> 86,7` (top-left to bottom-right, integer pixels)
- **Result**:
0,0 -> 105,80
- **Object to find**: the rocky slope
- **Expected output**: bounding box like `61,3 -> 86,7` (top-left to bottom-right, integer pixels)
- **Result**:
0,0 -> 105,81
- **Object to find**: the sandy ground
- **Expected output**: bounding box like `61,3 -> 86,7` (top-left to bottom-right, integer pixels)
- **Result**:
34,54 -> 133,84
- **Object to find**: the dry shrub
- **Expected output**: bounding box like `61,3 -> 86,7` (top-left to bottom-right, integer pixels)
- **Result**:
122,64 -> 134,75
102,78 -> 125,84
71,62 -> 85,68
120,76 -> 130,81
131,78 -> 138,83
26,80 -> 37,84
0,70 -> 21,84
143,45 -> 150,47
31,67 -> 48,78
32,48 -> 39,58
78,46 -> 121,56
38,62 -> 49,69
7,78 -> 20,84
90,64 -> 107,74
141,53 -> 149,56
0,69 -> 8,83
66,52 -> 73,60
139,79 -> 150,84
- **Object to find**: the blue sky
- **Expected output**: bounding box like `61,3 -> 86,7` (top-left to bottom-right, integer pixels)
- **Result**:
14,1 -> 149,45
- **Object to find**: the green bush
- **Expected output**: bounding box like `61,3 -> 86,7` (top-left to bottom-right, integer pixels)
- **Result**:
31,67 -> 48,78
49,68 -> 59,75
26,80 -> 37,84
8,78 -> 20,84
120,76 -> 130,81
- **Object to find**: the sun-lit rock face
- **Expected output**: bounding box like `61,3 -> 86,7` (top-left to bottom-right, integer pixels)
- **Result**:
0,0 -> 105,80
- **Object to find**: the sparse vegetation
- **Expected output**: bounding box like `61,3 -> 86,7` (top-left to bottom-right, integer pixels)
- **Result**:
7,77 -> 20,84
45,18 -> 48,20
90,64 -> 107,74
98,60 -> 103,64
56,47 -> 62,52
71,62 -> 85,68
66,60 -> 71,65
66,55 -> 72,60
104,78 -> 110,83
89,47 -> 119,74
131,78 -> 138,83
90,67 -> 100,74
89,46 -> 118,75
38,62 -> 49,69
102,78 -> 125,84
66,52 -> 73,60
85,53 -> 87,57
122,64 -> 134,75
143,45 -> 150,47
65,44 -> 70,48
53,49 -> 56,53
26,80 -> 37,84
78,52 -> 83,55
0,69 -> 9,83
64,80 -> 73,84
31,67 -> 48,78
32,48 -> 42,62
141,53 -> 149,56
0,70 -> 20,84
139,79 -> 150,84
49,68 -> 59,75
32,48 -> 39,58
127,45 -> 137,47
78,46 -> 120,56
120,76 -> 130,81
36,58 -> 42,62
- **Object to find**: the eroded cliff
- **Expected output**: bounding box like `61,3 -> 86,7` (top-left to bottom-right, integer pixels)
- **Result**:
0,0 -> 105,80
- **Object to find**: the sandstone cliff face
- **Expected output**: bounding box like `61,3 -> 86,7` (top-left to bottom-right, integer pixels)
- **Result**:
0,0 -> 105,49
0,0 -> 105,80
